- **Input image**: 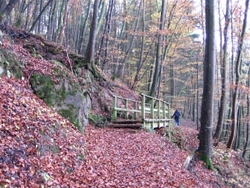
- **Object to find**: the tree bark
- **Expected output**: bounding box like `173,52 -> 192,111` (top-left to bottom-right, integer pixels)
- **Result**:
77,0 -> 91,55
227,0 -> 249,149
85,0 -> 100,77
213,0 -> 230,141
29,0 -> 53,32
57,0 -> 69,44
242,70 -> 250,158
149,0 -> 167,97
198,0 -> 215,167
0,0 -> 19,22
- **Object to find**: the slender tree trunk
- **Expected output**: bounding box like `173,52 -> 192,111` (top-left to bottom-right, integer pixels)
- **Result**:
227,0 -> 249,149
47,0 -> 56,40
78,0 -> 91,54
149,0 -> 166,97
131,0 -> 145,89
85,0 -> 100,77
236,106 -> 242,149
242,72 -> 250,157
0,0 -> 7,12
29,0 -> 53,32
57,0 -> 69,44
214,0 -> 230,141
0,0 -> 19,22
97,0 -> 114,70
120,1 -> 142,82
37,0 -> 43,33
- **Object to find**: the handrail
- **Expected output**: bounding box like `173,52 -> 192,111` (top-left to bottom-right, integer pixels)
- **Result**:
112,95 -> 141,121
112,93 -> 172,129
141,93 -> 171,128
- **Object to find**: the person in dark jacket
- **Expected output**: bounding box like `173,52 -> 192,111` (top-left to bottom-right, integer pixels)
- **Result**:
172,109 -> 181,126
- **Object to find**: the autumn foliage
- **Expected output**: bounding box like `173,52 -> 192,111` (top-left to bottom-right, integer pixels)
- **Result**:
0,28 -> 249,188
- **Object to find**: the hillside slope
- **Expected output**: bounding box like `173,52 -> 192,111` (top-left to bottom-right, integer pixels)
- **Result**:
0,25 -> 250,187
0,77 -> 85,186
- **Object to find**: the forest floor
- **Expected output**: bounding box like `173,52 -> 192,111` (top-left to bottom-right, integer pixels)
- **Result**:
0,25 -> 250,187
81,122 -> 250,188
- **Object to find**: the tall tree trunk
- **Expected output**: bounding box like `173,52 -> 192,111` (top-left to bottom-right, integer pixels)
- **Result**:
242,70 -> 250,158
149,0 -> 166,97
131,0 -> 146,90
29,0 -> 53,32
120,0 -> 142,82
97,0 -> 114,70
0,0 -> 7,13
57,0 -> 69,44
37,0 -> 43,33
78,0 -> 91,54
214,0 -> 230,141
198,0 -> 215,169
85,0 -> 100,77
236,106 -> 242,149
0,0 -> 19,22
227,0 -> 249,149
47,0 -> 56,40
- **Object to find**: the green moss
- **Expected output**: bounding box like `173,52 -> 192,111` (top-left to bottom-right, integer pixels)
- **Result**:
29,68 -> 84,132
88,113 -> 106,127
49,48 -> 60,55
200,153 -> 214,170
0,50 -> 24,78
49,144 -> 60,154
30,74 -> 56,106
77,153 -> 85,161
59,108 -> 82,133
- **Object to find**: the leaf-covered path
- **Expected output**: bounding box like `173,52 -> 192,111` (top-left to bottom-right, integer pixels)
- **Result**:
81,126 -> 219,188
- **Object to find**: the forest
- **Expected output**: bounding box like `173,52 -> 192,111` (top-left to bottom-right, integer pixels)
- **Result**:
0,0 -> 250,186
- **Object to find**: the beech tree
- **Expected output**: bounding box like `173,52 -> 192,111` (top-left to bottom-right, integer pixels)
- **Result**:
85,0 -> 100,77
0,0 -> 19,22
227,0 -> 249,149
213,0 -> 230,142
29,0 -> 53,32
198,0 -> 215,169
149,0 -> 166,97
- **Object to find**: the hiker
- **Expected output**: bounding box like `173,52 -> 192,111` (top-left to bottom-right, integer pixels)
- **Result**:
172,109 -> 181,126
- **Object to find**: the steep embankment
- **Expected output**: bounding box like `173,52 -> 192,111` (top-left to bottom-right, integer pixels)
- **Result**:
0,77 -> 85,187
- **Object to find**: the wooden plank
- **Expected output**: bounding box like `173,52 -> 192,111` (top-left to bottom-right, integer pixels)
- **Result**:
114,107 -> 141,113
144,119 -> 172,123
109,123 -> 142,129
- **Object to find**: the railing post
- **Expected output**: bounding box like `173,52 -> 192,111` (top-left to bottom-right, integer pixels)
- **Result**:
112,96 -> 117,121
125,99 -> 128,119
141,94 -> 145,127
163,101 -> 166,120
167,103 -> 170,119
134,101 -> 137,119
157,100 -> 160,128
150,97 -> 154,129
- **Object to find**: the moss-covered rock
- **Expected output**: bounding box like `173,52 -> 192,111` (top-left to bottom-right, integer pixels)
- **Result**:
0,50 -> 24,78
29,62 -> 91,132
30,74 -> 56,106
0,30 -> 91,132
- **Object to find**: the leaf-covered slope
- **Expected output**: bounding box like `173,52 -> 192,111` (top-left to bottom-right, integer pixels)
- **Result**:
0,26 -> 90,131
0,77 -> 85,187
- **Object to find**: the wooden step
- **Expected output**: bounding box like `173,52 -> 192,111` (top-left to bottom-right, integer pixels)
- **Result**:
111,120 -> 142,124
108,123 -> 142,129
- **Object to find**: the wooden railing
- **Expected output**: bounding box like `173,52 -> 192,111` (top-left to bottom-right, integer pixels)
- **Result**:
112,93 -> 172,129
112,95 -> 141,121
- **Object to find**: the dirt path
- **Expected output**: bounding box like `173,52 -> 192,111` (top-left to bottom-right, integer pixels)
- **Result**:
79,126 -> 219,188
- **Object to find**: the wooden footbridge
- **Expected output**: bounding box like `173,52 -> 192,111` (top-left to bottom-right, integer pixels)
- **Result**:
110,93 -> 173,129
